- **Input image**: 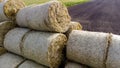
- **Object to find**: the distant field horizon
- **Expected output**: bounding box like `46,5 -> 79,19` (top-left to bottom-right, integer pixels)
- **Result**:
23,0 -> 89,7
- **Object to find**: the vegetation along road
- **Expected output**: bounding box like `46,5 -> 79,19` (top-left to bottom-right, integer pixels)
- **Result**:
68,0 -> 120,35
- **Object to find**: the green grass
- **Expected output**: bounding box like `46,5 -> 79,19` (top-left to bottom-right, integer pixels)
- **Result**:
23,0 -> 89,7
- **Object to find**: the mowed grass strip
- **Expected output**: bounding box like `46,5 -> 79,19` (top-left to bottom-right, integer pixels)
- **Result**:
23,0 -> 89,7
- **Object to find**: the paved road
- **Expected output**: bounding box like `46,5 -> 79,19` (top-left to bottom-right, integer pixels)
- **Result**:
68,0 -> 120,35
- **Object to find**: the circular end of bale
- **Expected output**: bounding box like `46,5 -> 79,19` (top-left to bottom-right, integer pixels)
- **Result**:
48,34 -> 67,68
4,0 -> 25,20
48,1 -> 71,33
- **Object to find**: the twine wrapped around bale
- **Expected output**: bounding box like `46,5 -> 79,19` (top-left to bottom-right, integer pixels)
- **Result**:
16,1 -> 71,33
65,61 -> 88,68
18,60 -> 48,68
0,21 -> 16,46
106,34 -> 120,68
67,30 -> 110,68
4,28 -> 30,55
0,53 -> 25,68
4,28 -> 67,68
0,47 -> 6,55
65,21 -> 82,37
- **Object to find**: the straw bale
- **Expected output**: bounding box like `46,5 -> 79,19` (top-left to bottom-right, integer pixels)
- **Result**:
0,21 -> 16,46
16,1 -> 71,32
4,28 -> 67,68
4,28 -> 30,55
19,60 -> 48,68
67,30 -> 109,68
0,53 -> 24,68
22,31 -> 67,68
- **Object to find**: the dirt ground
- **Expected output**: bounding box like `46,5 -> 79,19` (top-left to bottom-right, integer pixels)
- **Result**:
68,0 -> 120,35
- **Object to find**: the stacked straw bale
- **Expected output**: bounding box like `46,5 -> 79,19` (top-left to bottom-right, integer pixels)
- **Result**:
0,52 -> 25,68
0,0 -> 25,21
0,47 -> 6,55
4,28 -> 67,68
0,21 -> 16,46
65,61 -> 88,68
18,60 -> 48,68
67,30 -> 110,68
16,1 -> 71,33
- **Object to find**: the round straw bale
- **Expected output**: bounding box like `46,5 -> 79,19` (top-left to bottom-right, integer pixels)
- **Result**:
65,21 -> 82,37
67,30 -> 109,68
65,61 -> 88,68
4,28 -> 30,55
106,34 -> 120,68
0,21 -> 16,46
0,53 -> 24,68
16,1 -> 71,32
18,60 -> 48,68
0,47 -> 6,55
0,0 -> 10,22
22,31 -> 67,68
4,0 -> 25,20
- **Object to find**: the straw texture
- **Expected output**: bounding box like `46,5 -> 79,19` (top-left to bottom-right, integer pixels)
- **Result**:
4,0 -> 25,20
0,21 -> 16,46
65,21 -> 82,37
67,30 -> 109,68
18,60 -> 48,68
22,31 -> 67,68
16,1 -> 71,32
4,28 -> 30,55
4,28 -> 67,68
0,53 -> 24,68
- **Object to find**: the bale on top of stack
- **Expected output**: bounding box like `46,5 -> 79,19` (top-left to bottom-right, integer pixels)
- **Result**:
16,0 -> 71,33
0,0 -> 25,21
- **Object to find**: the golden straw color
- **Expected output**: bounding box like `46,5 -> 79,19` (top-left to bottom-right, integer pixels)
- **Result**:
65,21 -> 82,37
0,47 -> 7,55
0,0 -> 3,2
22,31 -> 67,68
4,0 -> 25,20
16,1 -> 71,32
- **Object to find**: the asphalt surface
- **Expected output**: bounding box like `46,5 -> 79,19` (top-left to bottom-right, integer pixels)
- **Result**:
68,0 -> 120,35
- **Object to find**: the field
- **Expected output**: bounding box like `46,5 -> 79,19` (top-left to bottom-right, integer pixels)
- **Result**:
23,0 -> 89,7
